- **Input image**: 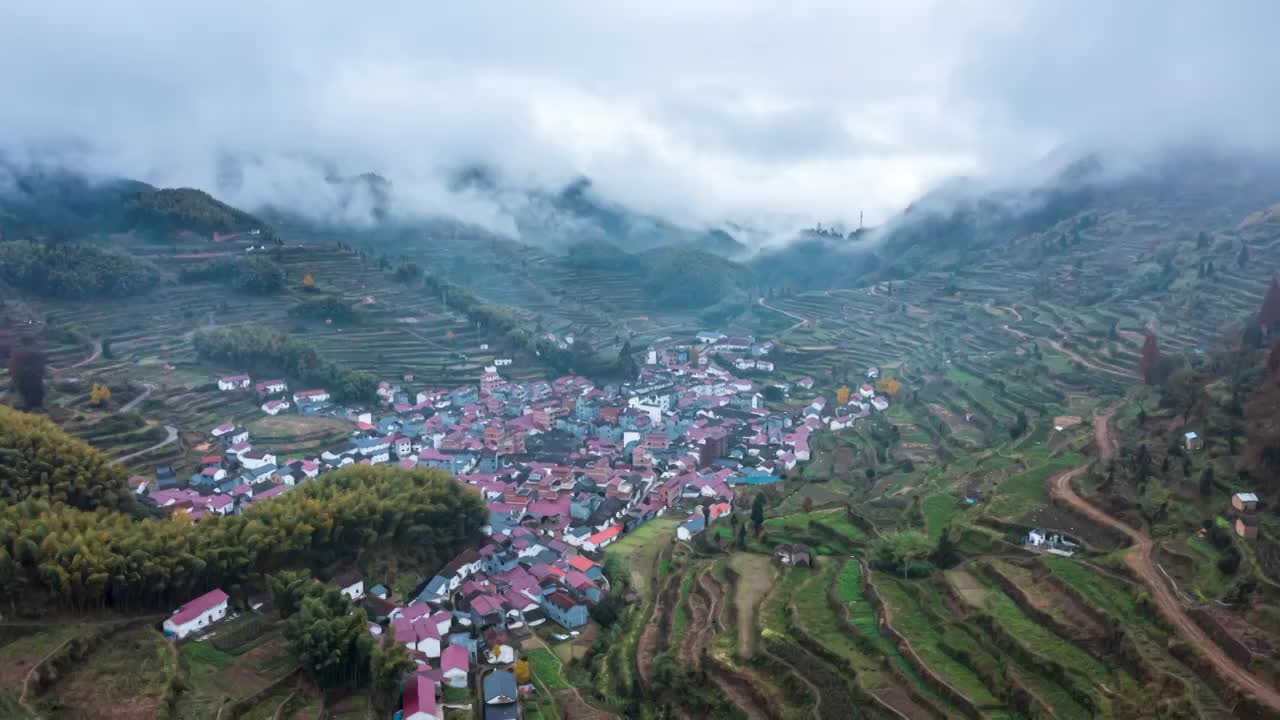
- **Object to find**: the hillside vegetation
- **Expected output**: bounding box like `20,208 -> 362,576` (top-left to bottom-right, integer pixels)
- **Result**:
0,239 -> 161,298
0,409 -> 486,613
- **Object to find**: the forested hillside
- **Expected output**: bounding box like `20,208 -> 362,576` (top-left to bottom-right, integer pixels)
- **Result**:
0,408 -> 486,613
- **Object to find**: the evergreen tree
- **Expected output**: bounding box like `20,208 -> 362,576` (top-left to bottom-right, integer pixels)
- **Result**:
369,635 -> 414,713
1139,334 -> 1160,385
1260,277 -> 1280,332
8,348 -> 45,409
267,570 -> 317,618
287,591 -> 374,691
1238,243 -> 1250,269
750,493 -> 766,536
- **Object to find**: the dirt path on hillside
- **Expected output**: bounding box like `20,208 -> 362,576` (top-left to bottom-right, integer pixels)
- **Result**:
1001,324 -> 1134,379
52,339 -> 102,376
636,571 -> 680,691
757,296 -> 810,334
523,636 -> 618,719
997,305 -> 1023,322
1048,411 -> 1280,714
112,424 -> 178,465
116,383 -> 156,415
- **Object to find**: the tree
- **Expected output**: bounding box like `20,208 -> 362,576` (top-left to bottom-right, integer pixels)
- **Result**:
393,262 -> 424,284
1199,466 -> 1214,497
1238,243 -> 1250,269
615,341 -> 639,380
101,339 -> 113,359
750,493 -> 766,536
802,496 -> 814,514
302,272 -> 315,289
876,377 -> 901,396
1261,277 -> 1280,332
268,569 -> 318,618
287,591 -> 373,691
1139,334 -> 1161,385
369,635 -> 414,713
591,596 -> 621,628
835,385 -> 850,405
1008,409 -> 1029,439
870,531 -> 934,578
8,348 -> 45,409
89,383 -> 111,406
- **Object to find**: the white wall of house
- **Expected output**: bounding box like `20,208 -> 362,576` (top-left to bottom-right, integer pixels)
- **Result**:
163,600 -> 228,639
341,581 -> 365,602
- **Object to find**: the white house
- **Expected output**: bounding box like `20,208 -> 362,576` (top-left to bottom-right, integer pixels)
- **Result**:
494,358 -> 513,367
261,399 -> 291,415
756,360 -> 775,372
293,389 -> 330,404
240,450 -> 277,471
163,588 -> 229,639
255,379 -> 288,396
859,383 -> 876,399
217,374 -> 251,391
333,572 -> 365,601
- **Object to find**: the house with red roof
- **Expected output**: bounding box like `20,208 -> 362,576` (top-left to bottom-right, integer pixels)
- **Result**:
292,389 -> 330,404
441,643 -> 470,688
163,588 -> 229,639
255,379 -> 288,396
402,673 -> 438,720
217,374 -> 251,391
582,525 -> 622,552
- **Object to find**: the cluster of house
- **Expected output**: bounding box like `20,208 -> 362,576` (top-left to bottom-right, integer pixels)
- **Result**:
1233,491 -> 1263,539
216,374 -> 328,416
152,332 -> 914,719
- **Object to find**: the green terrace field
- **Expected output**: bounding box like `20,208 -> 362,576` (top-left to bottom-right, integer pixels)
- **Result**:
1,236 -> 559,471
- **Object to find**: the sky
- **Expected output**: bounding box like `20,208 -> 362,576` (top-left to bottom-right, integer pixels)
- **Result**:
1,1 -> 1277,235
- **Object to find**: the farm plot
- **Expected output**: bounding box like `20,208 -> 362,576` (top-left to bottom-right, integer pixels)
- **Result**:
40,625 -> 175,720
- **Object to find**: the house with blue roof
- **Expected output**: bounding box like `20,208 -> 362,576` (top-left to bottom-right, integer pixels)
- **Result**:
677,513 -> 707,540
539,591 -> 589,629
731,469 -> 781,486
416,576 -> 450,604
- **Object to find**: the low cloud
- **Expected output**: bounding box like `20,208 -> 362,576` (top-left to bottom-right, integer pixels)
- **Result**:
0,1 -> 1276,237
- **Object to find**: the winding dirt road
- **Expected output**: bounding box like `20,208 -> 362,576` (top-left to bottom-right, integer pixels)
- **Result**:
1049,412 -> 1280,713
116,383 -> 156,415
757,296 -> 810,334
1001,324 -> 1134,379
112,424 -> 178,465
51,339 -> 102,376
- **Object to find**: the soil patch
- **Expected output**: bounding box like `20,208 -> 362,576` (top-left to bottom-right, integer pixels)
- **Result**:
946,569 -> 989,608
727,554 -> 776,659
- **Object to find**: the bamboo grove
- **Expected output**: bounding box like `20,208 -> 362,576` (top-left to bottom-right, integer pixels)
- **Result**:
0,407 -> 487,613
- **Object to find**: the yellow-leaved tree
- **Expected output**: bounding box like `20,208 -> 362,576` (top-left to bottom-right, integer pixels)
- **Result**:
836,385 -> 850,405
89,383 -> 111,406
302,272 -> 315,289
876,377 -> 901,396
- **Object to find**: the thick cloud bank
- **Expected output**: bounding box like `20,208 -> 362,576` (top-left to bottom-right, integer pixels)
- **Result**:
1,1 -> 1276,235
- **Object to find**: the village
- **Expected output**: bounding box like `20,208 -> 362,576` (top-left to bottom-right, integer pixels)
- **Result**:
143,331 -> 896,720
